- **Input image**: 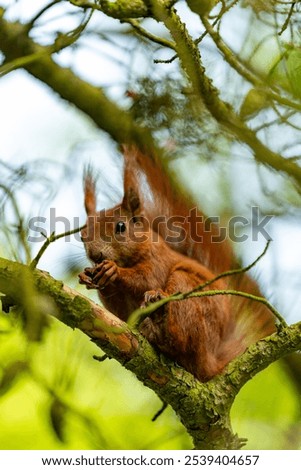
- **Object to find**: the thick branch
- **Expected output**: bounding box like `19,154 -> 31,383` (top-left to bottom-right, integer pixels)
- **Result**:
0,257 -> 301,449
68,0 -> 177,18
220,322 -> 301,392
68,0 -> 151,18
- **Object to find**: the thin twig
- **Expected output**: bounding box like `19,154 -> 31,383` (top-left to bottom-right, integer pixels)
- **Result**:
1,10 -> 93,78
253,109 -> 296,132
152,401 -> 167,421
278,2 -> 295,35
188,289 -> 287,329
0,183 -> 31,264
93,354 -> 109,362
30,224 -> 86,269
129,288 -> 287,330
191,240 -> 271,293
25,0 -> 62,31
128,238 -> 287,329
124,18 -> 176,50
0,49 -> 54,78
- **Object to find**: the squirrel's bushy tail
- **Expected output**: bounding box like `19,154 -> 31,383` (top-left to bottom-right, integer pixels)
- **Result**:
122,145 -> 234,273
122,145 -> 276,350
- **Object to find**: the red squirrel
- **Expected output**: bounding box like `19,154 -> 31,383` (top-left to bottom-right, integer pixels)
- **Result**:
78,146 -> 276,381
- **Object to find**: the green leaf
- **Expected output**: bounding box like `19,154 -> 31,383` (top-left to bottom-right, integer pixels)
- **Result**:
286,48 -> 301,98
240,88 -> 269,119
186,0 -> 216,17
268,45 -> 301,99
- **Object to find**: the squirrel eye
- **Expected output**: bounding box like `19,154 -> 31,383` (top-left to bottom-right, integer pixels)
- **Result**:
115,221 -> 126,234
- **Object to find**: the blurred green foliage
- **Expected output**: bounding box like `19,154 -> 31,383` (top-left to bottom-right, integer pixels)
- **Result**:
0,307 -> 191,450
232,361 -> 301,450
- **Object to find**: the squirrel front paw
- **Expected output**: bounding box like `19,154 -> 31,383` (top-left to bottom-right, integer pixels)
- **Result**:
78,267 -> 98,290
91,260 -> 118,289
79,261 -> 118,290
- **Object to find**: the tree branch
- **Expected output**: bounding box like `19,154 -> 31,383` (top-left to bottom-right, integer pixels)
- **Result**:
0,13 -> 155,151
149,1 -> 301,189
130,288 -> 287,331
0,257 -> 300,449
67,0 -> 177,18
200,15 -> 301,114
29,224 -> 86,269
123,18 -> 176,49
68,0 -> 152,18
219,320 -> 301,392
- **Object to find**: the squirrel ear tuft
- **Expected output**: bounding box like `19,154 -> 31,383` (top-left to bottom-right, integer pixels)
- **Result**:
123,187 -> 140,214
83,166 -> 97,215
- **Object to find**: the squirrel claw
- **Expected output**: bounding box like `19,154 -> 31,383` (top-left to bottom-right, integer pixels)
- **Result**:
78,271 -> 98,289
84,267 -> 95,277
141,289 -> 166,307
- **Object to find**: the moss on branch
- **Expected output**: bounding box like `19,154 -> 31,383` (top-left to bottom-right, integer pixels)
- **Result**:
70,0 -> 150,18
68,0 -> 177,19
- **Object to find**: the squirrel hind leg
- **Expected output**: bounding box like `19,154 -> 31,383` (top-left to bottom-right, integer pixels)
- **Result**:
139,316 -> 166,346
139,292 -> 168,347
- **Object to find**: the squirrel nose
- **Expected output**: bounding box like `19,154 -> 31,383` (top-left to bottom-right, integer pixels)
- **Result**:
89,251 -> 103,265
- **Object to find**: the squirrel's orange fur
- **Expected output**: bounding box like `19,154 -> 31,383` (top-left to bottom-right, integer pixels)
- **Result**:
79,146 -> 276,381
